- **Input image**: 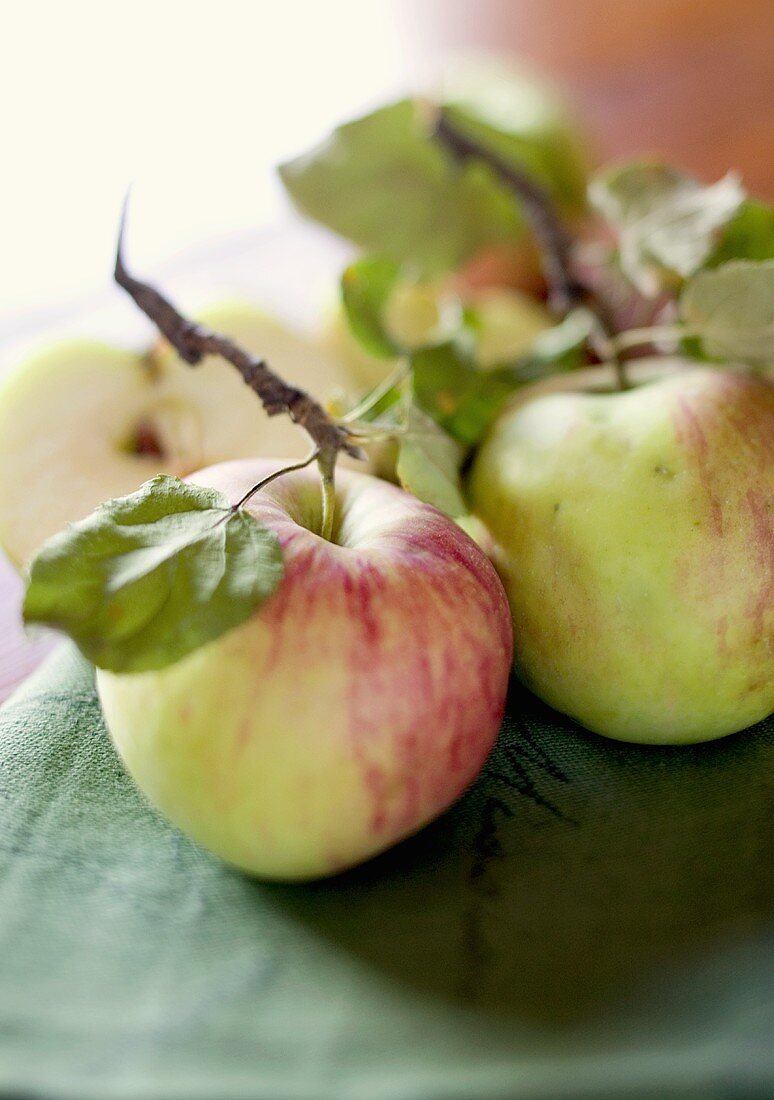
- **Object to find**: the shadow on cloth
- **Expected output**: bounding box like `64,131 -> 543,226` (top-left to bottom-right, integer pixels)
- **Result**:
266,681 -> 774,1029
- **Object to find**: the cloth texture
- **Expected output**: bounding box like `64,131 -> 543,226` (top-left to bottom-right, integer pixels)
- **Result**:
0,644 -> 772,1100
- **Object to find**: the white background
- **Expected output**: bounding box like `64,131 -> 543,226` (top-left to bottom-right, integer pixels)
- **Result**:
1,1 -> 436,336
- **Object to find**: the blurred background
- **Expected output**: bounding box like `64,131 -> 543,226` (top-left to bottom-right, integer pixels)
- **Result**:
1,0 -> 773,695
3,0 -> 773,336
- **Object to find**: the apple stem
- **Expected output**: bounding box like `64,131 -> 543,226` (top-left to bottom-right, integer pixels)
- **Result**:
318,454 -> 337,542
588,318 -> 630,391
231,449 -> 321,512
611,325 -> 684,354
611,356 -> 630,391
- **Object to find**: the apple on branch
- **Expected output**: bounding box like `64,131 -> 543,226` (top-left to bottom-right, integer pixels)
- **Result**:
0,302 -> 347,568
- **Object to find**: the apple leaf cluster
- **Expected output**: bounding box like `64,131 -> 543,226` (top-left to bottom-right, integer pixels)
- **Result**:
591,165 -> 774,287
330,153 -> 774,512
23,476 -> 283,672
587,164 -> 774,365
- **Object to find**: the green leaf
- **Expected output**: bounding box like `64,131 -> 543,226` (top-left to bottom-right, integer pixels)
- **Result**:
706,200 -> 774,267
279,75 -> 588,277
23,475 -> 284,673
589,162 -> 744,295
341,256 -> 404,358
412,313 -> 591,446
280,100 -> 522,277
412,342 -> 516,445
679,260 -> 774,365
396,406 -> 467,517
439,57 -> 588,211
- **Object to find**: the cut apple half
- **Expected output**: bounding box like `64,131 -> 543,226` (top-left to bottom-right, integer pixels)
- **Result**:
0,302 -> 346,568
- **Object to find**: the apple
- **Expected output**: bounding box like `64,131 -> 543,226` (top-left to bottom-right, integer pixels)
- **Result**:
319,280 -> 452,392
96,460 -> 513,880
0,302 -> 346,567
466,287 -> 552,367
469,366 -> 774,744
319,281 -> 551,392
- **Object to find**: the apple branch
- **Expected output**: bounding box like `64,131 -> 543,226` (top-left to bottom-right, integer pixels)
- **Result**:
114,210 -> 365,482
433,110 -> 629,389
434,110 -> 583,313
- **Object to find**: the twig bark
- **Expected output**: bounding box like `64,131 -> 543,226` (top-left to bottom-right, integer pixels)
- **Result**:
434,110 -> 584,314
433,109 -> 629,388
114,204 -> 365,467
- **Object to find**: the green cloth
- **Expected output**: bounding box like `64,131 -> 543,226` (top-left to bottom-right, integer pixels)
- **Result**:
0,645 -> 772,1100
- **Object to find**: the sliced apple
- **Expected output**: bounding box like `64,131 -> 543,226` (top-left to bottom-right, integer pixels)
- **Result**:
150,300 -> 348,465
0,302 -> 346,568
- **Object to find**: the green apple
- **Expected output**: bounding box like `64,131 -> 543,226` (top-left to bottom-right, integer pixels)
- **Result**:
469,366 -> 774,744
467,287 -> 551,367
319,280 -> 454,392
0,302 -> 345,567
96,460 -> 513,880
320,282 -> 551,392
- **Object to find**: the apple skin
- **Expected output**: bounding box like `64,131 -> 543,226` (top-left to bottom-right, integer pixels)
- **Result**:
97,461 -> 513,880
469,367 -> 774,744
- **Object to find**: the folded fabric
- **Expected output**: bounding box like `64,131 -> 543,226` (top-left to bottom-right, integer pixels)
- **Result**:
0,644 -> 772,1100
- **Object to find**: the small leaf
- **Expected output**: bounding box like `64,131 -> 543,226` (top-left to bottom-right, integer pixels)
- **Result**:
396,406 -> 467,517
590,163 -> 744,295
341,256 -> 404,358
24,475 -> 284,672
680,260 -> 774,365
412,342 -> 515,445
706,200 -> 774,267
411,316 -> 589,447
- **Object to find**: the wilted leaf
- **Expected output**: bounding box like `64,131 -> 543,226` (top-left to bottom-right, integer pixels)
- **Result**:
590,163 -> 744,295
